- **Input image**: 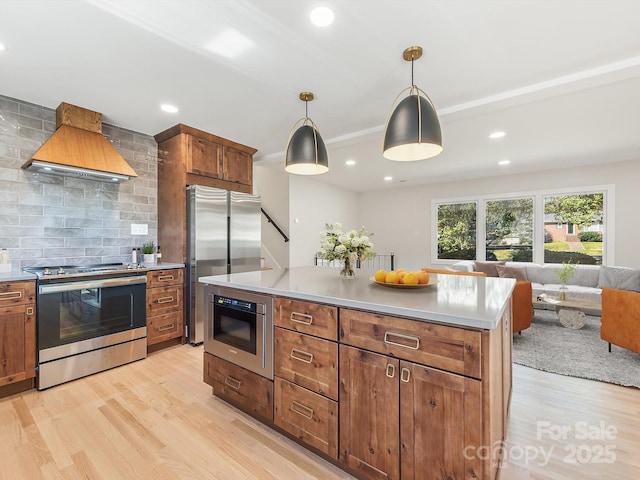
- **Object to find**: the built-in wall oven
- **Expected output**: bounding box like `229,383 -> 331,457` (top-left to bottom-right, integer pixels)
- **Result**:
204,286 -> 273,379
24,264 -> 148,390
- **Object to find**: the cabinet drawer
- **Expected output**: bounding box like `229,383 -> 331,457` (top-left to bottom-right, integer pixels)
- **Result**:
275,297 -> 337,341
340,309 -> 482,379
147,268 -> 184,288
275,378 -> 338,459
0,281 -> 35,307
204,353 -> 273,422
147,285 -> 183,316
147,310 -> 183,345
275,327 -> 338,400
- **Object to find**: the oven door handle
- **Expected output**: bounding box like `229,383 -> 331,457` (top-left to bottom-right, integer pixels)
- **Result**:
39,275 -> 147,294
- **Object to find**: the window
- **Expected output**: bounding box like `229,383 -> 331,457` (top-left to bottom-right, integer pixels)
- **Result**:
543,193 -> 604,264
485,197 -> 533,261
436,202 -> 477,260
433,187 -> 610,265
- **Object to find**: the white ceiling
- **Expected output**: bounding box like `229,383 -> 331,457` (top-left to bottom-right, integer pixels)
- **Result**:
2,0 -> 640,192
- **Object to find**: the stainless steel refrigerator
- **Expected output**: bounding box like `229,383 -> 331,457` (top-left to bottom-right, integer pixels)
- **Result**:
186,185 -> 261,345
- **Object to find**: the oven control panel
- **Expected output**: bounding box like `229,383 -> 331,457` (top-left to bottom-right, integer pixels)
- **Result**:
214,295 -> 260,314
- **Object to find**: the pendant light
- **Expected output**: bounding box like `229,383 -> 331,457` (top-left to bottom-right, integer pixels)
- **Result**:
284,92 -> 329,175
383,46 -> 443,161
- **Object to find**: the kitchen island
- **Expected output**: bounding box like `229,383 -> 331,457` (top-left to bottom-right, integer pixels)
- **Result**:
200,266 -> 515,480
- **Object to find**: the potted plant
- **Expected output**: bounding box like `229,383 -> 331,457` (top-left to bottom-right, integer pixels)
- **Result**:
142,241 -> 156,264
557,261 -> 577,300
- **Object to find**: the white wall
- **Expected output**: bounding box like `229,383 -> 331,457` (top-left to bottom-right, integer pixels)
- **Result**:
254,165 -> 290,268
289,175 -> 359,267
359,158 -> 640,270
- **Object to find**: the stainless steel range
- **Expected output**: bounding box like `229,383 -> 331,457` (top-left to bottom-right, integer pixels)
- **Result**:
23,263 -> 148,389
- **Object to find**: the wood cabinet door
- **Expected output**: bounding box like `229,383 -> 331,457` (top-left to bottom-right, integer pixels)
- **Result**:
223,146 -> 252,185
189,136 -> 223,179
400,361 -> 483,480
0,304 -> 36,386
339,345 -> 400,480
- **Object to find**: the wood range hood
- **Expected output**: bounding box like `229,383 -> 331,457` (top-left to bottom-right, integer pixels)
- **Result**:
22,102 -> 137,182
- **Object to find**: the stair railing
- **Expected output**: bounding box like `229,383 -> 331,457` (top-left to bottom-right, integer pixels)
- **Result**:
261,208 -> 289,242
315,253 -> 395,271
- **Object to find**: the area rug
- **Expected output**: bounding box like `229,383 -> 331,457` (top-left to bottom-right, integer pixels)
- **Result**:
512,310 -> 640,388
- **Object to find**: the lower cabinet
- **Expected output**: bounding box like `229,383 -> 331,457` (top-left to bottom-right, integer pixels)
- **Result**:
146,268 -> 184,348
0,281 -> 36,388
206,296 -> 509,480
339,346 -> 400,480
273,301 -> 340,459
339,345 -> 483,480
203,352 -> 273,422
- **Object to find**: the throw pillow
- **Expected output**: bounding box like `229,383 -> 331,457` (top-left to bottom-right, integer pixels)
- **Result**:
597,265 -> 640,292
496,265 -> 528,281
473,261 -> 506,277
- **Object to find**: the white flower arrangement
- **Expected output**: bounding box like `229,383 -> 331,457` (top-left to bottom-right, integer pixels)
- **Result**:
317,222 -> 376,263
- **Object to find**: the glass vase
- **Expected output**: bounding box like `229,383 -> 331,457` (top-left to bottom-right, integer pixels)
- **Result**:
559,284 -> 568,301
340,255 -> 356,279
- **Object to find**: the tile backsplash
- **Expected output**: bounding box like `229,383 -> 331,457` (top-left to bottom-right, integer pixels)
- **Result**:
0,94 -> 158,269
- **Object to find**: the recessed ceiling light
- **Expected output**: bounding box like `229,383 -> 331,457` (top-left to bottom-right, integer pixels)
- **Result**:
0,43 -> 6,52
489,131 -> 506,139
498,160 -> 511,166
310,5 -> 335,27
206,28 -> 254,58
384,176 -> 393,181
345,159 -> 356,166
160,104 -> 178,113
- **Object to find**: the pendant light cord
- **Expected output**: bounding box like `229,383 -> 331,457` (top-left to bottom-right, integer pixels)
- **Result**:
411,57 -> 415,87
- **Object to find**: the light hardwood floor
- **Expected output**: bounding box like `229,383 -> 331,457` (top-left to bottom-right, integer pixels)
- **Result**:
0,344 -> 638,479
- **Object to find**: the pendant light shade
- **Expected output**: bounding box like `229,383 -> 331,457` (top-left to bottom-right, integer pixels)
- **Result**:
285,92 -> 329,175
383,46 -> 443,161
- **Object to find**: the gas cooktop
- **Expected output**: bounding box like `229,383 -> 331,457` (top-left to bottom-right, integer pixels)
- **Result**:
23,263 -> 148,280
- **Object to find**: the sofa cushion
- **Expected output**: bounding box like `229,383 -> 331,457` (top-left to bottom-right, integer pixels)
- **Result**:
597,265 -> 640,292
473,261 -> 506,277
496,264 -> 528,281
572,264 -> 601,287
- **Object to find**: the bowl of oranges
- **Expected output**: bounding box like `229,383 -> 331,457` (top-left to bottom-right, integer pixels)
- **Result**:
370,269 -> 437,289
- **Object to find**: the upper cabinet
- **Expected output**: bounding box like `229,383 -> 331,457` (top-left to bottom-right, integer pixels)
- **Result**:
155,123 -> 256,192
189,136 -> 253,186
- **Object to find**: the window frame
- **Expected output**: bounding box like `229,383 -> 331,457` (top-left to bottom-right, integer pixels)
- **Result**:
431,184 -> 614,266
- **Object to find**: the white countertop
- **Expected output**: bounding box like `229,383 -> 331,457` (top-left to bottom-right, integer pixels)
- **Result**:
199,266 -> 515,330
0,271 -> 37,282
145,262 -> 185,270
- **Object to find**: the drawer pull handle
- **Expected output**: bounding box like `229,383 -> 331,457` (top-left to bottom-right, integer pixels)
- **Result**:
291,400 -> 314,420
386,363 -> 396,378
384,331 -> 420,350
157,275 -> 175,282
400,367 -> 411,383
290,348 -> 314,364
224,376 -> 241,390
0,291 -> 22,299
290,312 -> 313,325
157,296 -> 174,304
26,307 -> 34,316
158,323 -> 175,332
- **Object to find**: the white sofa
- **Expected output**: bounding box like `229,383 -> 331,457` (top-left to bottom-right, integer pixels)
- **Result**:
451,260 -> 602,306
